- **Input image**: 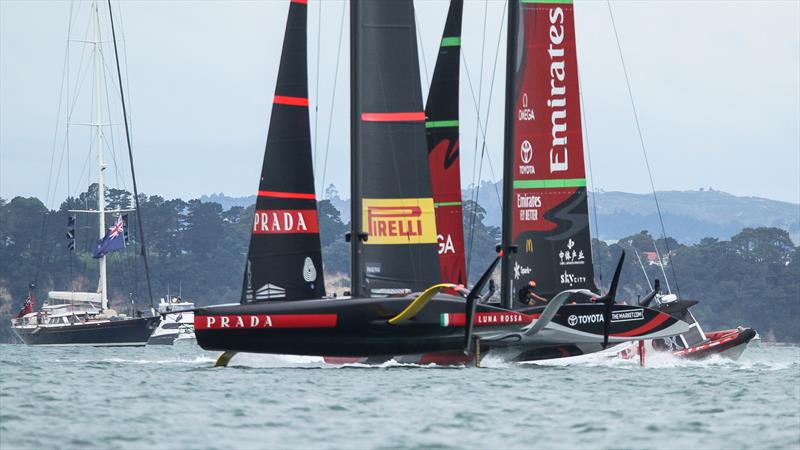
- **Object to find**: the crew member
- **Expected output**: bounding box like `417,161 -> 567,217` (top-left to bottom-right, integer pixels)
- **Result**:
519,280 -> 548,306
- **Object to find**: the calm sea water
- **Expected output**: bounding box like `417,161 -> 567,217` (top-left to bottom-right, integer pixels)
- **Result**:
1,342 -> 798,449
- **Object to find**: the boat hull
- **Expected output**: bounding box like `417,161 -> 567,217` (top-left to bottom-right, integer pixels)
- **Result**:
616,327 -> 757,362
195,296 -> 689,357
672,328 -> 756,360
12,316 -> 160,347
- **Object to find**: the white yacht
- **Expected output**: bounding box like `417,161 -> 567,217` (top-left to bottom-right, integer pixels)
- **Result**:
147,298 -> 195,345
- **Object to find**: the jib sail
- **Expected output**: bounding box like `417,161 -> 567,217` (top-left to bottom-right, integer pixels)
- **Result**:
350,0 -> 442,297
501,0 -> 597,306
425,0 -> 467,286
242,0 -> 325,303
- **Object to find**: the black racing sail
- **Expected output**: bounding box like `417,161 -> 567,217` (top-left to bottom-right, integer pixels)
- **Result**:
425,0 -> 466,286
242,0 -> 325,303
350,0 -> 441,297
501,0 -> 597,307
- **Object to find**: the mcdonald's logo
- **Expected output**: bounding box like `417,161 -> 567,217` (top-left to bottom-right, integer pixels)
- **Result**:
525,239 -> 534,253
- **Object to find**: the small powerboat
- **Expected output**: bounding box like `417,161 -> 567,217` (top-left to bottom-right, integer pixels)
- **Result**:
617,284 -> 756,362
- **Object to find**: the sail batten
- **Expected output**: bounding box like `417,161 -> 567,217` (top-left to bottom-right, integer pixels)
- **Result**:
242,0 -> 324,304
361,112 -> 426,122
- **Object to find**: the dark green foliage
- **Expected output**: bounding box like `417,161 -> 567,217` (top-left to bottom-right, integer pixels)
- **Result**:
592,228 -> 799,343
318,200 -> 348,248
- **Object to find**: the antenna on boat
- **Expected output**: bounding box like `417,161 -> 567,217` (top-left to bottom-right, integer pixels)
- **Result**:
632,246 -> 652,291
652,241 -> 672,295
106,0 -> 155,312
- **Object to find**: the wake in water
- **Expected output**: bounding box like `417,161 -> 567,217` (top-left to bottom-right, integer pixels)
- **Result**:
49,342 -> 792,372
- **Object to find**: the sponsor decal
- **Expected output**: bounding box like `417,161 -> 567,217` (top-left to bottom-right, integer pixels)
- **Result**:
516,193 -> 541,222
565,309 -> 647,327
252,209 -> 319,234
244,260 -> 255,300
518,93 -> 535,121
558,238 -> 586,266
362,198 -> 437,245
567,313 -> 603,326
438,233 -> 456,254
513,261 -> 532,280
525,239 -> 534,253
196,314 -> 337,330
243,260 -> 287,300
251,283 -> 286,300
567,315 -> 578,326
440,312 -> 538,327
611,308 -> 644,323
559,270 -> 587,287
519,140 -> 535,175
548,6 -> 569,174
302,257 -> 317,282
366,262 -> 381,274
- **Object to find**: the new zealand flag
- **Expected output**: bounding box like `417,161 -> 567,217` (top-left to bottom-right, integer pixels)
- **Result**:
92,215 -> 126,258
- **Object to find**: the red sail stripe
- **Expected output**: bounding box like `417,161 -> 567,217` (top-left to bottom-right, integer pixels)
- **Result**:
611,313 -> 670,337
195,314 -> 337,330
257,190 -> 316,200
274,95 -> 309,106
291,0 -> 308,4
361,112 -> 425,122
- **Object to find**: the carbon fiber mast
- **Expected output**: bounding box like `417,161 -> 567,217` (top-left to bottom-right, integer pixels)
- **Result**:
350,0 -> 441,297
501,0 -> 520,309
350,0 -> 363,297
425,0 -> 466,286
241,0 -> 325,303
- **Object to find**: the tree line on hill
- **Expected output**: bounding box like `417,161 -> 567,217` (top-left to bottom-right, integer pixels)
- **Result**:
1,186 -> 797,343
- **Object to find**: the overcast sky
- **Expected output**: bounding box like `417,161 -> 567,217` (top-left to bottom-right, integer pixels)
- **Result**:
2,0 -> 798,208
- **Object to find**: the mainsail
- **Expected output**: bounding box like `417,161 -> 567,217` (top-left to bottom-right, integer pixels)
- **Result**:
501,0 -> 597,306
242,0 -> 325,303
351,0 -> 441,297
426,0 -> 466,286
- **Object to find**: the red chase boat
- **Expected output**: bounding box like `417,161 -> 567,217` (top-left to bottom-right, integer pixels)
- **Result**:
616,281 -> 757,362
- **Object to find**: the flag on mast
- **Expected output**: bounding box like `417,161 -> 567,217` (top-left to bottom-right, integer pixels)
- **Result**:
92,215 -> 126,258
67,215 -> 76,251
15,291 -> 34,319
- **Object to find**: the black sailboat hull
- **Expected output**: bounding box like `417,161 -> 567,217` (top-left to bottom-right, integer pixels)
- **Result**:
12,316 -> 160,347
195,296 -> 689,357
196,296 -> 468,356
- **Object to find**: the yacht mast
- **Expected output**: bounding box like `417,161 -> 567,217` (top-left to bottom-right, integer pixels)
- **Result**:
92,0 -> 108,311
